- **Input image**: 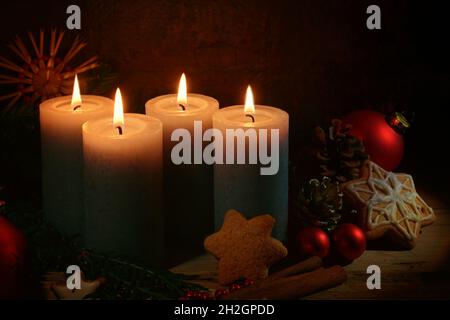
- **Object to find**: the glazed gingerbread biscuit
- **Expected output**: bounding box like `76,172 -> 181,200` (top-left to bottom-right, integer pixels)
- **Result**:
204,209 -> 288,285
342,161 -> 435,249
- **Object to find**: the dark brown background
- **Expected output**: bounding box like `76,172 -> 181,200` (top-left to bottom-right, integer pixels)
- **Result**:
0,0 -> 449,204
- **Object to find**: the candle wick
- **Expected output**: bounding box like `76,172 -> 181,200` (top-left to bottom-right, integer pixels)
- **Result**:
246,114 -> 255,123
73,104 -> 81,111
116,126 -> 123,135
179,104 -> 186,111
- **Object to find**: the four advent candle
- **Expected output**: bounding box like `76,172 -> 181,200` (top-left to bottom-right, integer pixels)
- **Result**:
40,75 -> 114,241
213,86 -> 289,240
40,73 -> 289,263
145,74 -> 219,265
82,89 -> 164,264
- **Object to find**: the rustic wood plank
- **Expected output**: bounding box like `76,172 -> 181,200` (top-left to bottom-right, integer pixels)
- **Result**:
171,208 -> 450,299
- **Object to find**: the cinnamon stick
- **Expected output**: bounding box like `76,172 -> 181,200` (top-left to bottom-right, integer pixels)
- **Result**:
268,256 -> 322,281
230,257 -> 323,293
223,266 -> 347,300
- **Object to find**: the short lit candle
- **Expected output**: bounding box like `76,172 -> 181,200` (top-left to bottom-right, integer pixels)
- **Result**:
83,89 -> 164,264
213,86 -> 289,240
39,75 -> 114,240
145,74 -> 219,264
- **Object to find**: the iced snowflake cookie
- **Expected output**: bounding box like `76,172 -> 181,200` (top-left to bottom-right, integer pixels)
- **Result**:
342,161 -> 435,249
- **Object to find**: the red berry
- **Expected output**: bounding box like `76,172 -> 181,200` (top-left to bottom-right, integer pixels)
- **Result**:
178,296 -> 187,300
200,292 -> 212,300
243,278 -> 255,287
229,283 -> 241,292
214,288 -> 229,299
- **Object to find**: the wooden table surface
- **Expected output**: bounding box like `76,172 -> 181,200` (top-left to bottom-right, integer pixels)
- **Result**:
171,190 -> 450,299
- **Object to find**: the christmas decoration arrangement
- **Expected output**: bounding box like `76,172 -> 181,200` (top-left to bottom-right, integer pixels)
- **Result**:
0,28 -> 436,300
203,210 -> 351,299
195,110 -> 434,299
291,114 -> 434,261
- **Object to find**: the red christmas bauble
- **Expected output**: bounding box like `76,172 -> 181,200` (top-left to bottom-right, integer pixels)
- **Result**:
331,223 -> 366,261
295,227 -> 330,258
0,216 -> 26,299
342,110 -> 404,171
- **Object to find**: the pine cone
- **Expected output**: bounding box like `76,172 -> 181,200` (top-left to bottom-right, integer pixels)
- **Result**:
315,119 -> 368,182
296,176 -> 343,232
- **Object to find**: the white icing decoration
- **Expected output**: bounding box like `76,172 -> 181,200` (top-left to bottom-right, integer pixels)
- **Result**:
347,162 -> 434,241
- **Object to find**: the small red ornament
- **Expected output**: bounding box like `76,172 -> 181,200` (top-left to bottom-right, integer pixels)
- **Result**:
201,292 -> 213,300
331,223 -> 366,261
295,226 -> 330,258
243,278 -> 255,287
0,216 -> 26,299
342,110 -> 404,171
229,283 -> 242,292
183,290 -> 213,300
214,288 -> 229,299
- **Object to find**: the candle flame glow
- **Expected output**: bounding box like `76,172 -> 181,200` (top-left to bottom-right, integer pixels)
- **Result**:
113,88 -> 125,130
71,74 -> 82,110
177,73 -> 188,107
244,85 -> 255,114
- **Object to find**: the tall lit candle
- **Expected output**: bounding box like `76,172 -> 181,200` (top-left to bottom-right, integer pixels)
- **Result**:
213,86 -> 289,240
39,75 -> 114,240
83,89 -> 164,264
145,74 -> 219,264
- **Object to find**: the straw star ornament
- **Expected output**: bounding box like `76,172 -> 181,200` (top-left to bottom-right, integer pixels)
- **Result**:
0,29 -> 99,110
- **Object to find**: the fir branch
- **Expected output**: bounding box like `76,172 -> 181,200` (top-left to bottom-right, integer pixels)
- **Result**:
2,201 -> 204,300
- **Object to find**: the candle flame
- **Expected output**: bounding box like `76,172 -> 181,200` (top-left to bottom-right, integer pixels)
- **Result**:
71,74 -> 82,110
113,88 -> 125,129
244,85 -> 255,114
177,73 -> 188,107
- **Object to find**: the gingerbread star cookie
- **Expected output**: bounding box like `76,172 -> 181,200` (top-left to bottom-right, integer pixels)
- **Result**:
204,209 -> 288,285
343,161 -> 435,249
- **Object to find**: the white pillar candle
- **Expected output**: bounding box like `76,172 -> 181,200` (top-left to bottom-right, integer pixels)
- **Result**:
39,75 -> 114,240
145,74 -> 219,265
83,89 -> 164,264
213,86 -> 289,240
